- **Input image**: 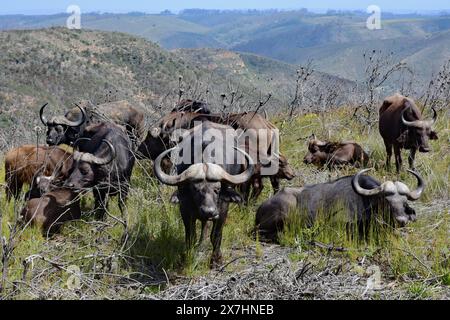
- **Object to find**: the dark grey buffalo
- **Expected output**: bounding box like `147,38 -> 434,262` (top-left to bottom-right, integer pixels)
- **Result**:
379,94 -> 438,172
64,122 -> 135,219
140,110 -> 294,201
255,169 -> 424,241
40,103 -> 86,146
154,121 -> 254,268
40,101 -> 145,148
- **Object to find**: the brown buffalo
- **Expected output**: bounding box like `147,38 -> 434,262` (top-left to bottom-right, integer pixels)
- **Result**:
4,145 -> 73,201
21,188 -> 81,235
139,111 -> 295,201
379,94 -> 438,172
303,134 -> 369,169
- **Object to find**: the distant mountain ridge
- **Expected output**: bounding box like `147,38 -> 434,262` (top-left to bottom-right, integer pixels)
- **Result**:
1,10 -> 449,87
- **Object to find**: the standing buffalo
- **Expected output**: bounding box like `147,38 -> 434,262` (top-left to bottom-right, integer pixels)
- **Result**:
303,134 -> 369,169
255,169 -> 423,241
4,145 -> 73,201
154,121 -> 254,268
139,111 -> 294,201
379,94 -> 438,172
64,123 -> 135,219
40,100 -> 145,148
21,188 -> 81,235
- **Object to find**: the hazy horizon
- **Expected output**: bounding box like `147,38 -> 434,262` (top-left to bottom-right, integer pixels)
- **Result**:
1,1 -> 449,15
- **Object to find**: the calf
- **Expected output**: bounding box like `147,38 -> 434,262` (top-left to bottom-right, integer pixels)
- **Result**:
21,188 -> 81,235
303,134 -> 369,169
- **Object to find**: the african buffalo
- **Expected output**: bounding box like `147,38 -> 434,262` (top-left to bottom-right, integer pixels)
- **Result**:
64,122 -> 135,219
140,111 -> 294,200
255,169 -> 423,241
154,121 -> 254,268
303,134 -> 369,169
21,188 -> 81,235
4,145 -> 73,201
40,100 -> 145,148
379,94 -> 438,172
172,99 -> 211,114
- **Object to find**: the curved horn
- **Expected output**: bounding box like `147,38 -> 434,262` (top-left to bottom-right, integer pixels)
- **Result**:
263,110 -> 268,120
39,103 -> 49,125
75,139 -> 116,165
215,147 -> 254,185
352,168 -> 384,197
401,106 -> 423,128
405,169 -> 425,201
73,137 -> 91,150
150,127 -> 161,138
424,107 -> 437,127
65,104 -> 86,127
154,147 -> 204,186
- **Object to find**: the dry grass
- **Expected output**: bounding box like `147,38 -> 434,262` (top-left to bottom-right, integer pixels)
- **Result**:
0,107 -> 448,300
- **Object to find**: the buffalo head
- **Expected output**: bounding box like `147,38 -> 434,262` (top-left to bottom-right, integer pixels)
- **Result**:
154,147 -> 253,221
64,139 -> 116,191
352,169 -> 424,227
401,105 -> 437,153
40,103 -> 87,146
303,134 -> 327,166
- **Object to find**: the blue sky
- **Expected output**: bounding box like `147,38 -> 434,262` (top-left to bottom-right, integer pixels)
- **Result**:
1,1 -> 449,15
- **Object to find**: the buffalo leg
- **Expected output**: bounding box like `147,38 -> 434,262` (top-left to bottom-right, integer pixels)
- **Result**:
270,176 -> 280,194
408,148 -> 417,170
93,189 -> 108,220
5,175 -> 22,202
180,204 -> 197,251
251,176 -> 264,200
210,203 -> 229,268
240,181 -> 251,204
384,143 -> 393,170
393,145 -> 402,173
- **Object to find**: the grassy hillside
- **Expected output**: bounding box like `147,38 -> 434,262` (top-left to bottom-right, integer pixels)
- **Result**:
0,28 -> 291,148
0,107 -> 448,299
174,48 -> 354,102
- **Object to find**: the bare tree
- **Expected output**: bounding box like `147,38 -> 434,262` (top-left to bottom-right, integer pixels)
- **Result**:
353,50 -> 410,129
421,59 -> 450,112
288,62 -> 315,117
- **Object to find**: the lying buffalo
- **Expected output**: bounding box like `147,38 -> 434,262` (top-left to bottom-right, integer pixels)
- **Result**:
379,94 -> 438,172
255,169 -> 423,241
4,145 -> 73,201
64,123 -> 135,219
154,121 -> 254,268
303,134 -> 369,169
21,188 -> 81,235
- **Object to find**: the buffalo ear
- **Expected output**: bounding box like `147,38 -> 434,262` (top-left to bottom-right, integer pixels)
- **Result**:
429,130 -> 438,140
396,130 -> 408,144
220,187 -> 243,203
170,191 -> 180,204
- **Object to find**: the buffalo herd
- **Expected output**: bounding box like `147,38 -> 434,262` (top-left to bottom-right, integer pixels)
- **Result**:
3,94 -> 439,267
